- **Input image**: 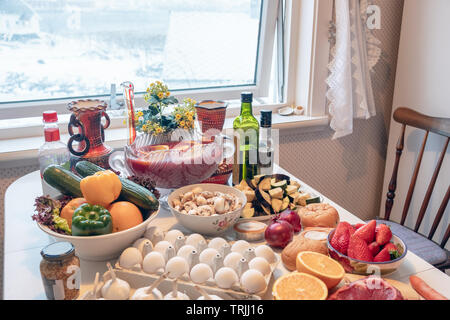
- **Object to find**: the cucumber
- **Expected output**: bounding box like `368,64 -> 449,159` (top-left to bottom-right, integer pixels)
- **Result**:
43,165 -> 83,197
75,161 -> 159,211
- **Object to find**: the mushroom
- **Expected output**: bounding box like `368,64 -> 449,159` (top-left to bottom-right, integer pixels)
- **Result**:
101,262 -> 130,300
130,273 -> 167,300
194,285 -> 223,300
164,279 -> 190,300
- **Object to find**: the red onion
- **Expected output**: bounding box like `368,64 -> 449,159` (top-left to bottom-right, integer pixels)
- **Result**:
278,209 -> 302,232
265,219 -> 294,248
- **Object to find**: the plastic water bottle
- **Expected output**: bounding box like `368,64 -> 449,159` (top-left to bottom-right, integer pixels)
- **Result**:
38,111 -> 70,196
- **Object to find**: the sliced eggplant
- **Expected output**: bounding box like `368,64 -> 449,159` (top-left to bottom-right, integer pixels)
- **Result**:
269,187 -> 284,199
296,192 -> 311,206
305,196 -> 321,205
236,179 -> 250,191
253,174 -> 264,185
271,199 -> 283,213
259,176 -> 272,191
244,189 -> 256,202
289,180 -> 301,189
255,187 -> 272,206
260,203 -> 273,215
241,207 -> 255,218
244,203 -> 253,210
272,174 -> 291,183
281,196 -> 290,211
286,185 -> 298,195
271,180 -> 287,189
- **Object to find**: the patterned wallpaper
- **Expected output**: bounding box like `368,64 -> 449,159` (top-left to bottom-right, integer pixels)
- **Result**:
0,0 -> 405,299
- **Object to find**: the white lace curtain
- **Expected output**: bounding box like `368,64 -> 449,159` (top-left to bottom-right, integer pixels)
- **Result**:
326,0 -> 380,139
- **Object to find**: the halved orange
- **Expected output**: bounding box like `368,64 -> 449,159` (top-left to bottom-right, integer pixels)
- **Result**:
272,272 -> 328,300
296,251 -> 345,289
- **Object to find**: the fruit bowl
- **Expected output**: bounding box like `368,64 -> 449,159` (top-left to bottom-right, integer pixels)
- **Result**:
37,204 -> 160,261
326,230 -> 407,276
167,184 -> 246,236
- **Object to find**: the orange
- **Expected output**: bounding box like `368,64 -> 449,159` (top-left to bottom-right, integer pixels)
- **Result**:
272,272 -> 328,300
107,201 -> 143,233
60,198 -> 87,229
296,251 -> 345,289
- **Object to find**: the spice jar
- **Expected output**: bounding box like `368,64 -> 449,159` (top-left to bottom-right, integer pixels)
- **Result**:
40,242 -> 81,300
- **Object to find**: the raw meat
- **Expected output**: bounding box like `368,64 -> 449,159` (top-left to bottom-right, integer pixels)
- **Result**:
328,276 -> 404,300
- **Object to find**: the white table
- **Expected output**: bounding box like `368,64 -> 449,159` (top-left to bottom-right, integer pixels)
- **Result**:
4,165 -> 450,299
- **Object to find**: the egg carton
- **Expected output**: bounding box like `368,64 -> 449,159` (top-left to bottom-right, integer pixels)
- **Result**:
112,228 -> 280,299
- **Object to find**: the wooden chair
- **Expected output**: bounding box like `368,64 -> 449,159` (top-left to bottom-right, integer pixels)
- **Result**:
380,107 -> 449,270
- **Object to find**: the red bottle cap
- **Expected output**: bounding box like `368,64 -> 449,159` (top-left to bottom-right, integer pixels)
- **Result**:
43,111 -> 58,123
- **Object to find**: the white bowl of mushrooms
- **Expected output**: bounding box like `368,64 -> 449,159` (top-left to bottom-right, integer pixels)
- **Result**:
168,184 -> 246,236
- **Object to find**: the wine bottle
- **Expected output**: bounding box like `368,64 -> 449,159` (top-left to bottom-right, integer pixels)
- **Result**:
258,110 -> 274,175
232,92 -> 260,185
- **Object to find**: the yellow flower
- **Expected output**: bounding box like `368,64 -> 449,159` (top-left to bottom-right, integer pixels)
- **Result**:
158,92 -> 164,99
166,91 -> 170,97
150,82 -> 155,87
179,120 -> 185,127
187,115 -> 193,121
137,111 -> 143,117
185,121 -> 190,127
142,124 -> 148,131
175,113 -> 182,120
156,127 -> 163,134
156,80 -> 161,85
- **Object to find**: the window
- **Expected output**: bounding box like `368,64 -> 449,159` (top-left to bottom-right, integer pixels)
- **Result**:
0,0 -> 279,115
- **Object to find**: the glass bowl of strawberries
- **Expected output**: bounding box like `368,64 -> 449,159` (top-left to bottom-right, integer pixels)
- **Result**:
326,220 -> 407,276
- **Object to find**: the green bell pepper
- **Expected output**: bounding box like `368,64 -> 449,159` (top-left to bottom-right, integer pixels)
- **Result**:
71,203 -> 113,236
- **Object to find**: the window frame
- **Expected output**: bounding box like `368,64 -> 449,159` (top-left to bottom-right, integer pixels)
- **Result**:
0,0 -> 279,120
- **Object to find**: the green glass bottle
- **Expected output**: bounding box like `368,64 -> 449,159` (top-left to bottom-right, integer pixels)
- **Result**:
232,92 -> 260,185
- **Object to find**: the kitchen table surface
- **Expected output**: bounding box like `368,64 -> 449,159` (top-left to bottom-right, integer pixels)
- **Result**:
4,165 -> 450,300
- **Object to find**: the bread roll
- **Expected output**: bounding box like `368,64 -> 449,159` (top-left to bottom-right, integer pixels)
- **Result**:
298,203 -> 339,228
281,227 -> 333,271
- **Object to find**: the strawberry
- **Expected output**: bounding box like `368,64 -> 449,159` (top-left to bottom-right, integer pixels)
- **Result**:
354,220 -> 376,243
375,224 -> 392,246
374,247 -> 391,262
384,242 -> 401,259
347,234 -> 373,262
331,222 -> 353,254
368,241 -> 381,256
354,223 -> 365,230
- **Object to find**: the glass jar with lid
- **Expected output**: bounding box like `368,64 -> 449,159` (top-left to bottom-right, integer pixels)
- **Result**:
40,242 -> 81,300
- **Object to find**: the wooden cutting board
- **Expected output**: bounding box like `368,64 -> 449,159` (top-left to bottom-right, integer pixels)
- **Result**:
329,274 -> 421,300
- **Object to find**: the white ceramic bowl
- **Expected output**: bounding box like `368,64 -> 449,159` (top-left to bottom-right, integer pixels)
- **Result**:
168,184 -> 246,236
38,206 -> 160,261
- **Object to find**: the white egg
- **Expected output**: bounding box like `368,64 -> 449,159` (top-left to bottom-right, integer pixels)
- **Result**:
240,269 -> 266,294
223,252 -> 244,271
165,256 -> 189,279
214,267 -> 239,289
164,291 -> 190,300
190,263 -> 213,284
208,237 -> 228,251
119,247 -> 143,269
185,233 -> 206,248
142,252 -> 165,274
255,245 -> 276,264
144,225 -> 164,244
133,238 -> 153,254
231,240 -> 251,254
164,229 -> 184,245
177,245 -> 197,260
154,240 -> 172,255
199,248 -> 219,267
249,257 -> 271,276
197,295 -> 223,300
130,286 -> 163,300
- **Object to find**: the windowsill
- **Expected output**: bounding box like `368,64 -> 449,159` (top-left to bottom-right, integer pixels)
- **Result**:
0,113 -> 328,168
